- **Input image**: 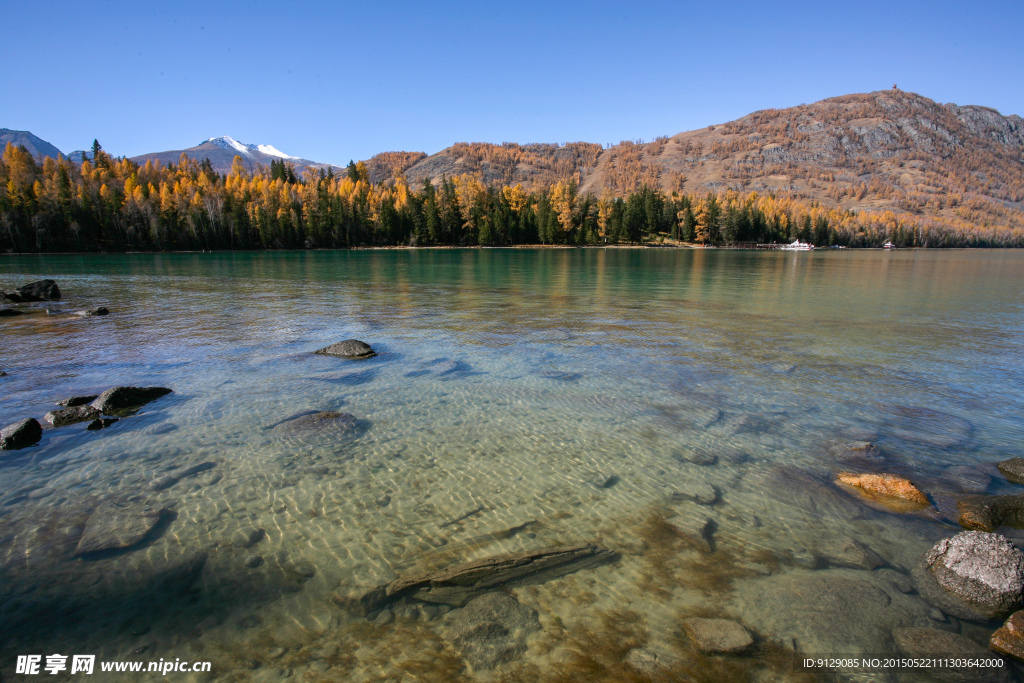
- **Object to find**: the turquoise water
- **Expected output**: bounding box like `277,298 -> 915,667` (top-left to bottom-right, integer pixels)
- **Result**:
1,248 -> 1023,681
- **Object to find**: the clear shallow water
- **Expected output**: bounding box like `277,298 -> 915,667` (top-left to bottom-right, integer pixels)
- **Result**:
1,248 -> 1023,681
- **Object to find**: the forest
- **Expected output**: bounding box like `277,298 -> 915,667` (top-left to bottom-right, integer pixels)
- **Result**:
1,142 -> 1021,253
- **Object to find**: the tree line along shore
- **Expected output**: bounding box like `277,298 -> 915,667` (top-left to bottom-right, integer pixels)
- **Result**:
2,143 -> 1021,254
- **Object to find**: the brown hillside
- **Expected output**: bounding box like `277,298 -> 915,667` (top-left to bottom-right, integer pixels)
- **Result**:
367,90 -> 1024,233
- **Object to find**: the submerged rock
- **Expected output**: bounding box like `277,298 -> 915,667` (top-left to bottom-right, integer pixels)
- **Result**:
835,472 -> 930,512
314,339 -> 376,359
78,306 -> 109,317
887,406 -> 973,448
894,628 -> 1007,683
736,569 -> 934,658
86,417 -> 119,431
150,461 -> 216,491
941,465 -> 992,494
361,543 -> 618,612
665,502 -> 715,552
828,441 -> 885,468
914,531 -> 1024,621
75,500 -> 167,555
1,418 -> 43,450
744,466 -> 868,520
814,536 -> 886,570
998,458 -> 1024,485
671,481 -> 718,506
91,386 -> 173,414
56,395 -> 99,407
44,404 -> 100,427
681,617 -> 754,653
0,308 -> 26,317
448,592 -> 541,670
270,411 -> 360,436
991,610 -> 1024,662
957,494 -> 1024,532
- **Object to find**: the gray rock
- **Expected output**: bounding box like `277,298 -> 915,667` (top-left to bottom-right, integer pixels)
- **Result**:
44,404 -> 100,427
86,417 -> 118,431
998,458 -> 1024,485
815,537 -> 886,570
893,627 -> 1008,683
57,395 -> 99,407
591,474 -> 620,489
314,339 -> 376,359
271,411 -> 360,436
244,554 -> 264,568
681,617 -> 754,653
735,569 -> 934,657
916,531 -> 1024,621
75,500 -> 166,555
448,592 -> 541,670
363,543 -> 619,611
671,481 -> 718,506
90,386 -> 173,414
1,417 -> 43,450
80,307 -> 109,317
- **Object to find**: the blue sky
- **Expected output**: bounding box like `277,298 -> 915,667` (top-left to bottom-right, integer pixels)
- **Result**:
2,0 -> 1021,165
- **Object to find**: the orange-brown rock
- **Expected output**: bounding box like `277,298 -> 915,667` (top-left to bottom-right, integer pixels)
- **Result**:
836,473 -> 930,512
991,610 -> 1024,662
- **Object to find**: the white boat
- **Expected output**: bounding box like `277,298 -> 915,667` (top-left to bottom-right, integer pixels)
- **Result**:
780,239 -> 814,251
883,241 -> 895,249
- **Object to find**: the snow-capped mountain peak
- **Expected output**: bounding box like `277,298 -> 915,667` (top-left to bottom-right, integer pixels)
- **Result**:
203,136 -> 298,160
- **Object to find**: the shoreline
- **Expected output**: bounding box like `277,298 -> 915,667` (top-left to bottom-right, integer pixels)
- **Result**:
0,244 -> 994,257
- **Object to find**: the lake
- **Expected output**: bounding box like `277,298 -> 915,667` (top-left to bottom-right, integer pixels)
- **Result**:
2,248 -> 1023,681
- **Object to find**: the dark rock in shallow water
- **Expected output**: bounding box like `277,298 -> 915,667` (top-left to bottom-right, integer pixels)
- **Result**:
270,411 -> 360,436
448,592 -> 541,670
361,543 -> 618,613
957,494 -> 1024,532
86,417 -> 118,431
314,339 -> 376,359
44,404 -> 100,427
998,458 -> 1024,485
150,461 -> 216,490
78,307 -> 109,317
90,386 -> 173,414
665,503 -> 716,552
75,500 -> 167,555
0,308 -> 26,317
991,610 -> 1024,662
894,628 -> 1007,683
744,466 -> 867,520
913,531 -> 1024,621
245,554 -> 264,569
57,395 -> 99,407
681,617 -> 754,653
1,418 -> 42,450
671,481 -> 718,506
4,279 -> 61,302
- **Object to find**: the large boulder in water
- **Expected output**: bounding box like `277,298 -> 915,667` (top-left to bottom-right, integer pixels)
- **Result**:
1,418 -> 42,450
314,339 -> 376,359
913,531 -> 1024,621
44,405 -> 100,427
90,386 -> 172,414
5,279 -> 61,302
